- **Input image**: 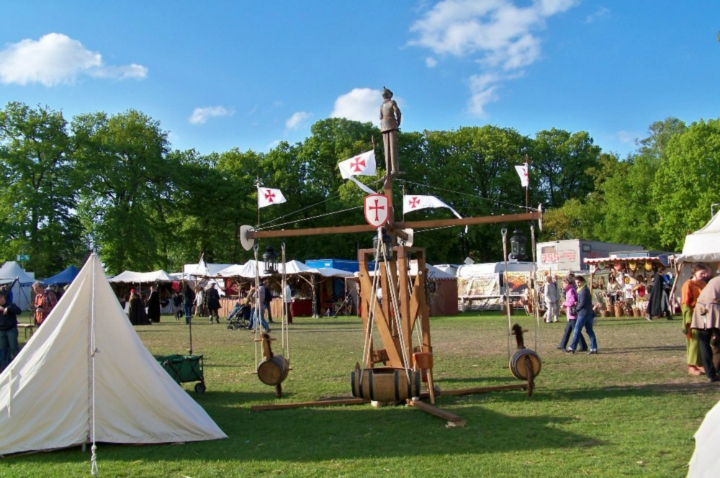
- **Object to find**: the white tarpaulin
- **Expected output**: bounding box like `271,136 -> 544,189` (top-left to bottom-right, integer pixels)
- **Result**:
0,254 -> 226,456
688,398 -> 720,477
677,212 -> 720,264
108,269 -> 175,283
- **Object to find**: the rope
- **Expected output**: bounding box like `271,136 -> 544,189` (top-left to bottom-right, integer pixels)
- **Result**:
255,206 -> 362,231
90,258 -> 98,476
502,228 -> 512,361
530,224 -> 540,353
281,242 -> 290,361
396,178 -> 539,212
382,242 -> 411,381
253,246 -> 260,370
260,194 -> 343,227
361,230 -> 383,369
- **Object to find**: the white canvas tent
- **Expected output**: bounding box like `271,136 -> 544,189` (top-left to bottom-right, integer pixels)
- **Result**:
0,254 -> 226,456
0,261 -> 35,310
108,269 -> 175,283
676,212 -> 720,265
688,399 -> 720,477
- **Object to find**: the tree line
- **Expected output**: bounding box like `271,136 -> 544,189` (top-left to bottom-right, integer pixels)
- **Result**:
1,102 -> 718,277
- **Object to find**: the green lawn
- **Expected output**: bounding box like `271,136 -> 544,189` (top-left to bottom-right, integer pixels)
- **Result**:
1,312 -> 716,477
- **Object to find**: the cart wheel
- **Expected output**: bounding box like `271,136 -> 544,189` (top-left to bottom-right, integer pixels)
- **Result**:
195,382 -> 206,393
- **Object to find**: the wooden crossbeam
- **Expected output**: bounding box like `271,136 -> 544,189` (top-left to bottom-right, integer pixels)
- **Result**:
248,211 -> 540,239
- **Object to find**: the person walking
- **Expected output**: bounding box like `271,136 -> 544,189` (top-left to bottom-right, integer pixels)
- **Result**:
681,263 -> 712,376
32,281 -> 57,327
543,275 -> 559,323
647,266 -> 673,321
173,290 -> 183,320
182,284 -> 195,325
147,285 -> 161,323
567,276 -> 598,354
283,281 -> 293,325
194,286 -> 205,318
206,283 -> 221,324
558,277 -> 588,351
261,280 -> 274,323
691,275 -> 720,382
0,290 -> 22,372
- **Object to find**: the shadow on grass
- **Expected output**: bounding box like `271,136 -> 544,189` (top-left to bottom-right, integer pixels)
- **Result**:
9,401 -> 596,466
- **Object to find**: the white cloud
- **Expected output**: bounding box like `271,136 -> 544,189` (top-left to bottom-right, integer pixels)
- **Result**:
585,7 -> 610,23
0,33 -> 147,86
409,0 -> 577,115
285,111 -> 311,130
425,56 -> 438,68
330,88 -> 383,125
616,130 -> 637,144
189,106 -> 234,125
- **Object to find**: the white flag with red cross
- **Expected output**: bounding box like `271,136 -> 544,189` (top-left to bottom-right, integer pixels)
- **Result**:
515,164 -> 529,187
403,194 -> 462,219
338,150 -> 376,179
258,187 -> 287,208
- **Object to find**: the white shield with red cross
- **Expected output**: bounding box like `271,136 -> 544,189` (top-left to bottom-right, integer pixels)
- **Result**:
364,194 -> 389,228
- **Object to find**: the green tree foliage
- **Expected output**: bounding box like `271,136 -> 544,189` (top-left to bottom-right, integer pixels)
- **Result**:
653,118 -> 720,250
0,102 -> 84,276
531,128 -> 601,209
72,110 -> 172,274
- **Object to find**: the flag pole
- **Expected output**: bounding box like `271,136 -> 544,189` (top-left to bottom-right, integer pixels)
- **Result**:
525,154 -> 530,211
255,177 -> 261,228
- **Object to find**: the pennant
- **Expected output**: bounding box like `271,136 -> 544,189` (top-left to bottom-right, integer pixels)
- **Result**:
515,164 -> 529,187
403,195 -> 463,220
258,187 -> 287,208
338,150 -> 376,179
348,176 -> 375,195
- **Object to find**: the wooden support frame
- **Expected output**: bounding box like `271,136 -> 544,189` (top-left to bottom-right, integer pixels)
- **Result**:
357,246 -> 431,370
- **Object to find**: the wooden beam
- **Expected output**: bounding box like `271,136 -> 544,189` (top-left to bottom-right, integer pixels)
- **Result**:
247,212 -> 540,239
251,398 -> 368,411
425,384 -> 527,397
406,399 -> 465,427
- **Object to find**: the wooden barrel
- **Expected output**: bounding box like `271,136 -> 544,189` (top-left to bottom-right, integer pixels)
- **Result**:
614,305 -> 624,317
509,349 -> 542,380
350,367 -> 421,402
257,355 -> 289,386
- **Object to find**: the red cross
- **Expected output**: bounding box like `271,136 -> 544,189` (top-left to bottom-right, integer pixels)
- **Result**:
409,197 -> 420,209
369,199 -> 385,222
264,190 -> 276,203
350,156 -> 366,172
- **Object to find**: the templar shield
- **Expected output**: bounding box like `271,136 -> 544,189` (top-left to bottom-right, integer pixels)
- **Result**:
363,194 -> 389,228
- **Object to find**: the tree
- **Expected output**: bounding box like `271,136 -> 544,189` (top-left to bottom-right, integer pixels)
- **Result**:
652,118 -> 720,250
531,128 -> 601,209
0,102 -> 84,276
72,110 -> 173,274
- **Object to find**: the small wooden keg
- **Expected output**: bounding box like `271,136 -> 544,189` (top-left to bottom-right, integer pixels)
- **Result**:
350,367 -> 421,402
257,355 -> 289,386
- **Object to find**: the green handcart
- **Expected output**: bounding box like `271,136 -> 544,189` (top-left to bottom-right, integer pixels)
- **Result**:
156,354 -> 206,393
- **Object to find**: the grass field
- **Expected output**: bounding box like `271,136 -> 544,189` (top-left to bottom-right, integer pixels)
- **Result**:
1,312 -> 717,477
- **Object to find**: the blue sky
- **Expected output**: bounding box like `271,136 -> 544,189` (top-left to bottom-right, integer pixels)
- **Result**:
1,0 -> 718,159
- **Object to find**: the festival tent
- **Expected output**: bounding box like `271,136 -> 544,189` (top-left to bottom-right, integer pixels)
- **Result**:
108,269 -> 175,283
676,212 -> 720,265
43,264 -> 80,286
0,261 -> 35,310
0,254 -> 226,456
688,398 -> 720,477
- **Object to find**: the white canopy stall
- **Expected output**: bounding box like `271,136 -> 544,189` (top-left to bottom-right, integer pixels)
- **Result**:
0,261 -> 35,310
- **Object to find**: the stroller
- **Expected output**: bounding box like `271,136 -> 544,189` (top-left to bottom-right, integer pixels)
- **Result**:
226,302 -> 250,330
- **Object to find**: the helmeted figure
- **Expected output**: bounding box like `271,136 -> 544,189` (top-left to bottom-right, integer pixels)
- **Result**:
380,87 -> 402,175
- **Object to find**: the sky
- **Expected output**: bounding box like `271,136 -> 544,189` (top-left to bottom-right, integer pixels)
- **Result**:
1,0 -> 719,160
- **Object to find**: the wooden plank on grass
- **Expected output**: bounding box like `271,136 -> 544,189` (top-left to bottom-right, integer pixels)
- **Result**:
251,398 -> 368,411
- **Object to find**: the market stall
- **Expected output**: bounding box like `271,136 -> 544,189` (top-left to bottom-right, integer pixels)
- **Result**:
584,256 -> 672,318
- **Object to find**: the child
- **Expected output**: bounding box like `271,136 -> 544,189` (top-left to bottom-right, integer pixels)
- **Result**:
0,291 -> 22,371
